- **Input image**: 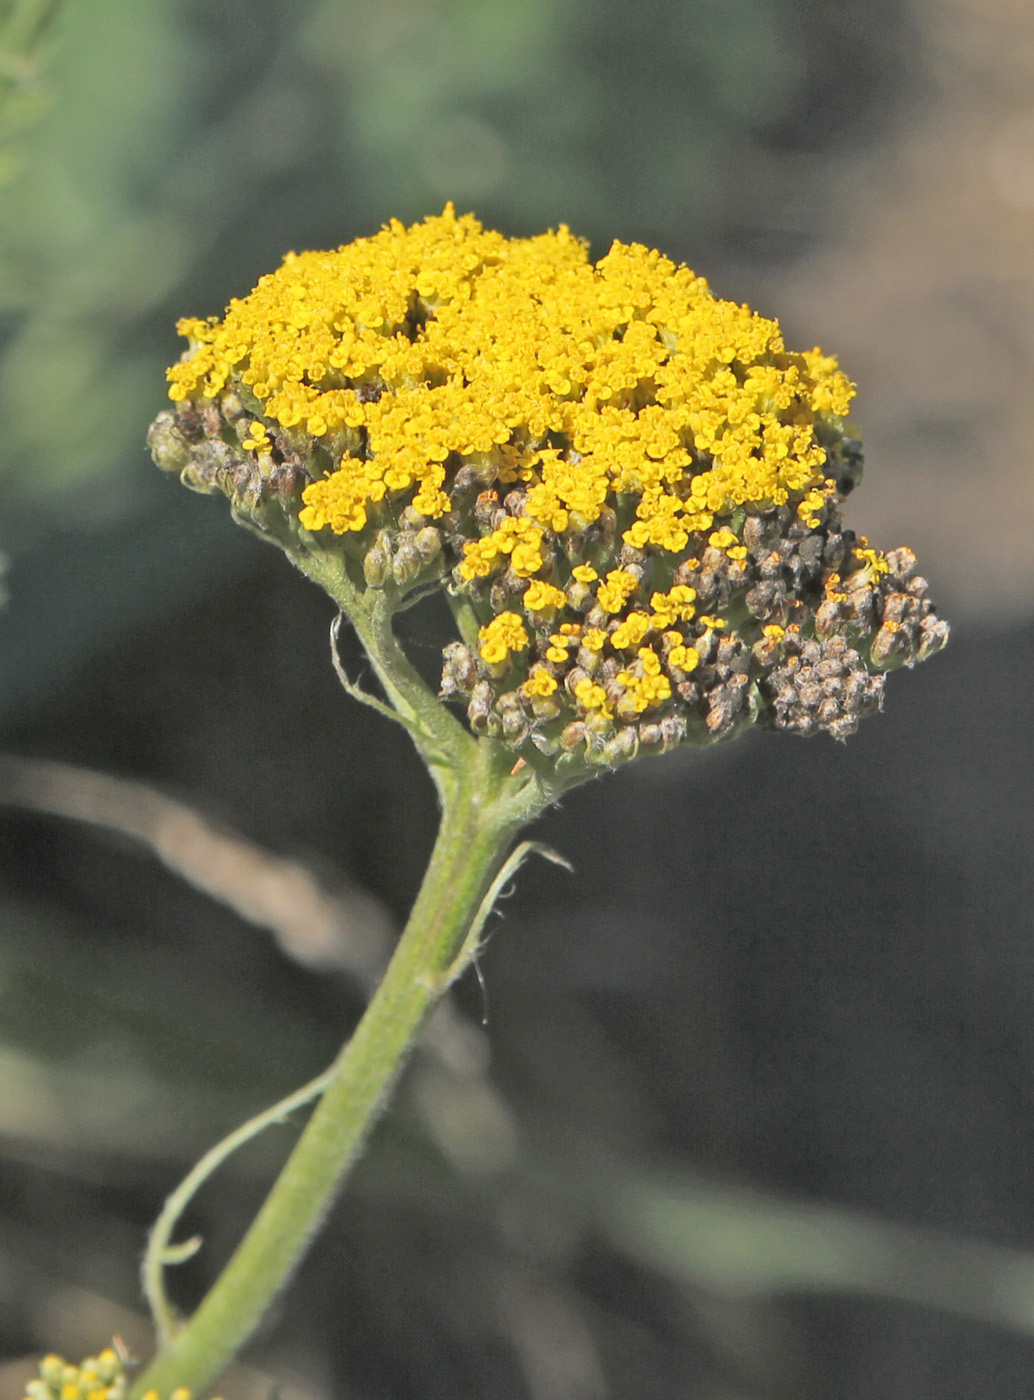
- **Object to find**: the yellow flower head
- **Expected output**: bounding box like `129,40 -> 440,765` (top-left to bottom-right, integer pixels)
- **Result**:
154,209 -> 948,767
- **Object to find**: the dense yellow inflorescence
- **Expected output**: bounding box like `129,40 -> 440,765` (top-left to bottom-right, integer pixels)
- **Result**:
168,204 -> 853,564
157,208 -> 947,760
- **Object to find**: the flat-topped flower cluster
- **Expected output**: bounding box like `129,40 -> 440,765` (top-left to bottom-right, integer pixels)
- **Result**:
154,207 -> 947,766
168,205 -> 849,548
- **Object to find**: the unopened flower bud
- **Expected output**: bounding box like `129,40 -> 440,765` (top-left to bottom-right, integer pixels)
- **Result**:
392,537 -> 423,586
363,540 -> 391,587
415,527 -> 442,564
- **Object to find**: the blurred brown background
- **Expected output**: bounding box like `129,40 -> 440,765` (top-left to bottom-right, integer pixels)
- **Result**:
1,1 -> 1032,1397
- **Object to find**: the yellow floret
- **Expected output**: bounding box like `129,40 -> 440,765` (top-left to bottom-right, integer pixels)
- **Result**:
478,612 -> 529,666
545,631 -> 574,663
610,611 -> 652,650
458,517 -> 545,582
596,569 -> 641,614
523,668 -> 559,698
667,644 -> 700,672
796,487 -> 825,528
522,580 -> 567,614
649,585 -> 696,628
573,678 -> 610,712
240,422 -> 271,452
853,546 -> 891,578
615,653 -> 672,712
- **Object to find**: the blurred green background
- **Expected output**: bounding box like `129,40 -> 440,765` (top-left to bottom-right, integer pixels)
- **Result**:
2,1 -> 1033,1397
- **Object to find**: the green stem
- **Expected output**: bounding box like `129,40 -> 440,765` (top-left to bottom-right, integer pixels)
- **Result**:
129,744 -> 548,1400
293,545 -> 472,781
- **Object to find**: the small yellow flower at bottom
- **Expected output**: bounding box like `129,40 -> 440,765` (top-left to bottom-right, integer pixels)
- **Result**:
19,1348 -> 196,1400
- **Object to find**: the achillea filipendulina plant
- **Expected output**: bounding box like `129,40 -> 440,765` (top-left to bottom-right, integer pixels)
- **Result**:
126,207 -> 947,1399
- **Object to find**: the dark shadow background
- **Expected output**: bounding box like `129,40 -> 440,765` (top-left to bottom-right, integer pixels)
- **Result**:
1,1 -> 1032,1397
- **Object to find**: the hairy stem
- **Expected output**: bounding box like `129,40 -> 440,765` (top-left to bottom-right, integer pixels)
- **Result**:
129,743 -> 548,1400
